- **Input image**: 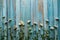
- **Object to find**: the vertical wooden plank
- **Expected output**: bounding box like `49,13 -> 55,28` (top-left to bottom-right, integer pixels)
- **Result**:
48,0 -> 54,40
43,0 -> 48,29
43,0 -> 50,40
16,0 -> 20,40
10,0 -> 15,26
3,0 -> 8,40
7,0 -> 12,40
0,0 -> 3,39
38,0 -> 44,40
53,0 -> 58,40
23,0 -> 31,38
58,0 -> 60,40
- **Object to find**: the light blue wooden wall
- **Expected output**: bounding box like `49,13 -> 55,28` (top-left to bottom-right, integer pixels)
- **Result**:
0,0 -> 60,40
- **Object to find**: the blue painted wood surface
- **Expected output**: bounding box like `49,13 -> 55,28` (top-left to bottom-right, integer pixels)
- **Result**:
0,0 -> 60,40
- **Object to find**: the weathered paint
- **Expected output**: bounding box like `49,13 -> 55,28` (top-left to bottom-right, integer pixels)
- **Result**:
0,0 -> 60,40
